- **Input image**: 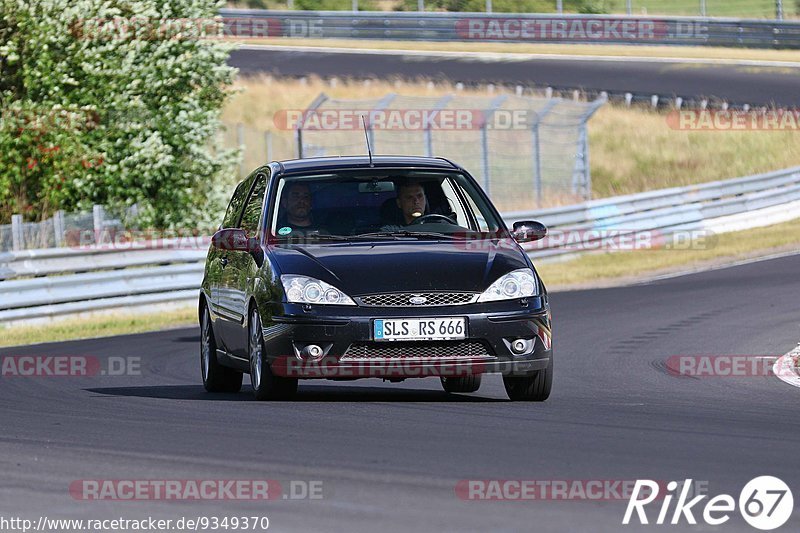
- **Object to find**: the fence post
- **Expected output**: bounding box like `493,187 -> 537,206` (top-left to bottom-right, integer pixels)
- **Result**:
418,0 -> 424,11
480,95 -> 508,197
556,0 -> 563,14
486,0 -> 492,13
352,0 -> 358,12
626,0 -> 632,15
777,0 -> 784,20
93,204 -> 105,244
265,130 -> 273,162
11,214 -> 23,251
236,123 -> 245,177
700,0 -> 707,16
53,210 -> 65,248
531,100 -> 558,208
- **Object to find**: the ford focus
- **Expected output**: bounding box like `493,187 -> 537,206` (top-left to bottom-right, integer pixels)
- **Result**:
199,156 -> 552,401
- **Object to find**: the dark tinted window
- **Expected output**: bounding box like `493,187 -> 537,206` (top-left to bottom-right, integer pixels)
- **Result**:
221,179 -> 250,229
240,172 -> 268,235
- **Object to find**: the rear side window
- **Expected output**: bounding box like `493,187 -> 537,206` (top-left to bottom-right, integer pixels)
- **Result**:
240,172 -> 268,235
221,180 -> 250,229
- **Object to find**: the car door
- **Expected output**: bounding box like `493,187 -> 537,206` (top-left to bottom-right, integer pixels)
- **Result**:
218,170 -> 268,358
208,178 -> 250,322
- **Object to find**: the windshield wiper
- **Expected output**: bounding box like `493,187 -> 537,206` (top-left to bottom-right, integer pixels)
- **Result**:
355,231 -> 459,240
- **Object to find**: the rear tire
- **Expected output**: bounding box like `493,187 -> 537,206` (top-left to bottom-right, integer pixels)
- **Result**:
441,375 -> 482,394
200,306 -> 243,393
503,356 -> 552,402
249,307 -> 298,401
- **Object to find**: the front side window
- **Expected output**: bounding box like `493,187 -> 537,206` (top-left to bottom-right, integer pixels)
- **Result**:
240,172 -> 268,236
221,179 -> 251,229
269,170 -> 505,241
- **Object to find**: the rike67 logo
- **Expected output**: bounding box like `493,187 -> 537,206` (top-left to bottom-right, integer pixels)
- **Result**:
623,476 -> 794,530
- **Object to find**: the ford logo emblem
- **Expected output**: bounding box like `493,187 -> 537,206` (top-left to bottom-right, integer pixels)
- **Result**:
409,296 -> 427,305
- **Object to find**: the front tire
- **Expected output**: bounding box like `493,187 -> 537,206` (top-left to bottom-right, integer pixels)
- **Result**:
441,375 -> 482,393
249,307 -> 298,401
200,306 -> 243,393
503,355 -> 552,402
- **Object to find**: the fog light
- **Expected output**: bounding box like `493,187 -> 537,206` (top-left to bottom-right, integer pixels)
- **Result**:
301,344 -> 324,360
511,339 -> 529,355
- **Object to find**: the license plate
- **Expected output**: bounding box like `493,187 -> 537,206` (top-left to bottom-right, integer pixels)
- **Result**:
373,318 -> 466,341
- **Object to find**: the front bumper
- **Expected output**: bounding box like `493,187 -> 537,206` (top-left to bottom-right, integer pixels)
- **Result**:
263,298 -> 552,379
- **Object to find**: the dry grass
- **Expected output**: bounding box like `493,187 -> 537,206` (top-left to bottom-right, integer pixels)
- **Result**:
0,307 -> 196,348
537,218 -> 800,288
223,76 -> 800,200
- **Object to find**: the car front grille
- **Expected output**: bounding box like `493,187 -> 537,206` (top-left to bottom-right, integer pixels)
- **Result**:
357,292 -> 478,307
340,341 -> 493,361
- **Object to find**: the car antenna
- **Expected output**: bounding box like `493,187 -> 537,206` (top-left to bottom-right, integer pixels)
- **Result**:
361,115 -> 374,167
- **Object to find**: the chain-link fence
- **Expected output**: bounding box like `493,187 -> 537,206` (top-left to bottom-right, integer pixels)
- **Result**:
0,205 -> 137,252
294,92 -> 604,211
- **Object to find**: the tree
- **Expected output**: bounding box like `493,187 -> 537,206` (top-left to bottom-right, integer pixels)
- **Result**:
0,0 -> 238,228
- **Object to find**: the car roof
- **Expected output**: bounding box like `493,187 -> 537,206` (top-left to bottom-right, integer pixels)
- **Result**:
273,155 -> 460,175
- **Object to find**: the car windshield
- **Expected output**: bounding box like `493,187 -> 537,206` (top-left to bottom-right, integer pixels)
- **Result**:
268,169 -> 506,242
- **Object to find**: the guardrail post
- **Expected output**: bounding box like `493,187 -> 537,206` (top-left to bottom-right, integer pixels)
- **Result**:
418,0 -> 424,11
53,210 -> 65,248
556,0 -> 563,14
93,205 -> 105,245
626,0 -> 632,15
486,0 -> 492,13
777,0 -> 784,20
11,214 -> 23,251
700,0 -> 707,16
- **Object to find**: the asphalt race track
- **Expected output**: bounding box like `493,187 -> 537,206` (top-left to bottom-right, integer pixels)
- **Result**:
229,47 -> 800,108
2,253 -> 799,532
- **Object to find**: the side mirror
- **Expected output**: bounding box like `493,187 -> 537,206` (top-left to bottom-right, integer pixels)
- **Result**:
511,220 -> 547,243
212,228 -> 259,253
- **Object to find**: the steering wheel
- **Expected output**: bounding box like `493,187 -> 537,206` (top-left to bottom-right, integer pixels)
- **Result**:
409,213 -> 458,226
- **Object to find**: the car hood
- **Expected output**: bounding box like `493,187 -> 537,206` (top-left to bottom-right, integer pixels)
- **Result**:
269,240 -> 529,296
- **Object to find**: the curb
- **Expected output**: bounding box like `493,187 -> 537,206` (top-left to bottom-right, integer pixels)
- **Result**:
773,345 -> 800,389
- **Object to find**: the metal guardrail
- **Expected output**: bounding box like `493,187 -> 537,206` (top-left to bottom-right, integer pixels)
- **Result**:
220,9 -> 800,49
505,166 -> 800,260
1,166 -> 799,323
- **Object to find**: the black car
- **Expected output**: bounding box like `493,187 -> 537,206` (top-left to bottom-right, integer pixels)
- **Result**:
199,156 -> 552,401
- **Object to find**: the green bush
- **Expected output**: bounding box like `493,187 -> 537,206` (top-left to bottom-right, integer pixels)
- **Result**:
0,0 -> 238,228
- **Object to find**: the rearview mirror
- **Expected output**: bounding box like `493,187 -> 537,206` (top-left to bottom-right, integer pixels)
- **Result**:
511,220 -> 547,243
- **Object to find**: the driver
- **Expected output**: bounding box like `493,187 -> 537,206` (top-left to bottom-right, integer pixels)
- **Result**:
276,182 -> 321,234
395,181 -> 428,225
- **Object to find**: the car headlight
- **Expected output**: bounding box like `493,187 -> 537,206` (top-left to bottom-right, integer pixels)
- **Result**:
280,275 -> 356,306
477,268 -> 539,302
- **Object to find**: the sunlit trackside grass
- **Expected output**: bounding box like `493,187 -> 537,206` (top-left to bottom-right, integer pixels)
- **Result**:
232,38 -> 800,63
536,217 -> 800,288
222,76 -> 800,202
0,307 -> 197,348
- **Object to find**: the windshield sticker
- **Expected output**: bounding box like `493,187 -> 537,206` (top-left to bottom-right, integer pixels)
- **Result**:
278,226 -> 292,235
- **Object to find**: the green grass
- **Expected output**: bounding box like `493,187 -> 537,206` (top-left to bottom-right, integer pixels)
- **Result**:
537,217 -> 800,287
0,307 -> 197,348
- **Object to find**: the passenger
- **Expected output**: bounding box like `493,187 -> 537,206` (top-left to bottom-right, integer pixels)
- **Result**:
276,182 -> 320,234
